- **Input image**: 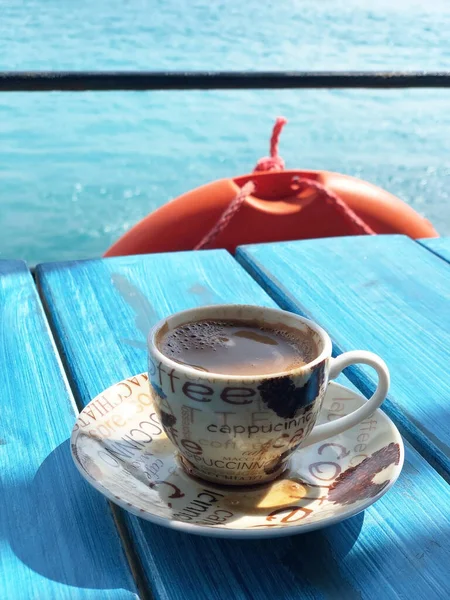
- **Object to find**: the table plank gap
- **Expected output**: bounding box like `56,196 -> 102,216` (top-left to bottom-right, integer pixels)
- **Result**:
418,237 -> 450,264
110,503 -> 155,600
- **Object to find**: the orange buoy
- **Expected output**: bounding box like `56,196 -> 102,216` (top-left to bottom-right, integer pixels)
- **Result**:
104,120 -> 438,258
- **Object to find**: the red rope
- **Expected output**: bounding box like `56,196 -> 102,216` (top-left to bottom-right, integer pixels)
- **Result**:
194,181 -> 255,250
194,117 -> 374,250
293,178 -> 376,235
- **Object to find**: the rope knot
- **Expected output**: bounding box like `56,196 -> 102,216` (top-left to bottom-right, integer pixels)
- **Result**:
254,154 -> 285,172
253,116 -> 287,173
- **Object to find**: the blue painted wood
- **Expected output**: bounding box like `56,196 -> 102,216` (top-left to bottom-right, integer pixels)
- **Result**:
236,235 -> 450,479
419,237 -> 450,264
36,250 -> 450,600
0,260 -> 138,599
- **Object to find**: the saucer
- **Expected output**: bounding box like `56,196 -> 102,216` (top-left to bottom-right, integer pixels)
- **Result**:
71,374 -> 404,539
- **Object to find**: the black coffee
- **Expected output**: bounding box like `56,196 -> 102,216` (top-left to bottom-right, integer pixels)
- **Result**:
159,319 -> 317,375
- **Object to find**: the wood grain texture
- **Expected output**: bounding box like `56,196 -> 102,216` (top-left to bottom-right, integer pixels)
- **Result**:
36,250 -> 450,600
419,237 -> 450,264
237,235 -> 450,479
0,261 -> 138,599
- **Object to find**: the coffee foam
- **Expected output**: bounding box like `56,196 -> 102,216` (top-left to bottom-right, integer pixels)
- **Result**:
163,321 -> 229,354
160,319 -> 318,374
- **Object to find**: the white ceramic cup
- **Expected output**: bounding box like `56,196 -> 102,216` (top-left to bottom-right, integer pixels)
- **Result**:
148,304 -> 389,486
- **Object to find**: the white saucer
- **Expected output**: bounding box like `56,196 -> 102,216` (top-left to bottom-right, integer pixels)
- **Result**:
71,374 -> 404,539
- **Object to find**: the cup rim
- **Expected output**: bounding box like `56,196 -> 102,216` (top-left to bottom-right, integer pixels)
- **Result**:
148,304 -> 332,381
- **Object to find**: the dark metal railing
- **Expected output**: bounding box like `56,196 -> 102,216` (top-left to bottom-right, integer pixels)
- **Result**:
0,71 -> 450,92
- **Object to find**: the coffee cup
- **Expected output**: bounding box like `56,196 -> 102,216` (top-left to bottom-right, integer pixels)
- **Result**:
148,304 -> 389,485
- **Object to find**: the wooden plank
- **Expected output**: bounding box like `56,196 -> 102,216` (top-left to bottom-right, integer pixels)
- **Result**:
37,250 -> 450,600
0,261 -> 138,599
419,237 -> 450,264
236,235 -> 450,478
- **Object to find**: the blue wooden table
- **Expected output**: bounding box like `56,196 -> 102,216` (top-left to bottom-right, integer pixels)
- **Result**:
1,235 -> 450,599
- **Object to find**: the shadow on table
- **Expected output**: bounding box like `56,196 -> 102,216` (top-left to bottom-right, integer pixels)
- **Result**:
121,511 -> 366,600
7,435 -> 364,595
6,439 -> 136,595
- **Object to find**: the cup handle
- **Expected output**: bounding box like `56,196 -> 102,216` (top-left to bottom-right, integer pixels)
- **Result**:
303,351 -> 390,447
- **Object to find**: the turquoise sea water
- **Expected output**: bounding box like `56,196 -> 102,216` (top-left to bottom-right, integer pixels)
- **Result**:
1,0 -> 449,264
